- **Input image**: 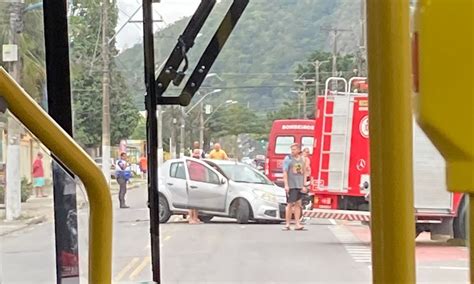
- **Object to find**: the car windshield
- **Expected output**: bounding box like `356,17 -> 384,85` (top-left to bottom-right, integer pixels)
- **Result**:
217,164 -> 272,185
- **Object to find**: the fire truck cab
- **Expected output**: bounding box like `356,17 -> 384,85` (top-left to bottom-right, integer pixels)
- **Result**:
308,77 -> 466,239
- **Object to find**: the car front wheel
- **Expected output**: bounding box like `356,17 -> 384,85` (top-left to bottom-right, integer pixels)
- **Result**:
159,196 -> 171,224
236,199 -> 251,224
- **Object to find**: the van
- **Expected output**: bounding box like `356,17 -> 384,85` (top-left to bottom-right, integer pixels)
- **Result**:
265,119 -> 315,187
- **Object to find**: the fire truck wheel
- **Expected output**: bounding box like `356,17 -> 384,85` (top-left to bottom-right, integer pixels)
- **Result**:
453,197 -> 467,240
236,199 -> 251,224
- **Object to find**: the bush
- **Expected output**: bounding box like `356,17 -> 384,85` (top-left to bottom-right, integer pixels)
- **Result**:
0,179 -> 32,203
21,178 -> 33,202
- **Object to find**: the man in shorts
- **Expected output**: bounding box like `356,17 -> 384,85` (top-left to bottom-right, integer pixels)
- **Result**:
282,143 -> 308,230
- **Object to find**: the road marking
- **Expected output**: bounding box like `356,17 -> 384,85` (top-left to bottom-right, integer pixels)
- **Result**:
329,225 -> 372,265
439,266 -> 468,271
329,219 -> 337,225
114,257 -> 139,281
129,256 -> 151,280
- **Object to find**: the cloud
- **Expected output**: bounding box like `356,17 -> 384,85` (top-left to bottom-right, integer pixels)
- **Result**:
116,0 -> 201,50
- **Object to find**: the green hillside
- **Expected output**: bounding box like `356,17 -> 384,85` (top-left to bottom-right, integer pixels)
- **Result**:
117,0 -> 363,111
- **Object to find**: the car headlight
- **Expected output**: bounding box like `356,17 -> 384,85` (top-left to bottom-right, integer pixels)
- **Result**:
253,190 -> 277,203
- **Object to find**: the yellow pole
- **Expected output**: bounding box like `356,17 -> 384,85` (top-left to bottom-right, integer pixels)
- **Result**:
366,0 -> 416,283
0,68 -> 112,283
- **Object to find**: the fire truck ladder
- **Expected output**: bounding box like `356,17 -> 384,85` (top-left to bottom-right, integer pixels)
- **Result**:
318,77 -> 351,192
348,77 -> 368,93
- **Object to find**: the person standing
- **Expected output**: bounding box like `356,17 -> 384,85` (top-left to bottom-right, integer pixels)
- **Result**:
139,154 -> 148,179
190,141 -> 205,158
32,152 -> 46,197
208,143 -> 228,160
115,152 -> 130,208
186,149 -> 206,224
282,143 -> 307,231
302,147 -> 311,177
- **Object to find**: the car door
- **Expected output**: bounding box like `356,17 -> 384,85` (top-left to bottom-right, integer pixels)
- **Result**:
165,161 -> 188,209
185,159 -> 228,212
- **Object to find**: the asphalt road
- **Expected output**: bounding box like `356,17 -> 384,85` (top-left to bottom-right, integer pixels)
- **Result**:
1,185 -> 469,283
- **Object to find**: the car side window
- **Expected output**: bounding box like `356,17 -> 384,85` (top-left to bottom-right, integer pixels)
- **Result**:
170,162 -> 186,179
208,170 -> 220,184
187,161 -> 220,184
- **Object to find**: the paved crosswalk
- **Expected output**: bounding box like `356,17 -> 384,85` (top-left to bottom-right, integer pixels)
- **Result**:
329,222 -> 372,265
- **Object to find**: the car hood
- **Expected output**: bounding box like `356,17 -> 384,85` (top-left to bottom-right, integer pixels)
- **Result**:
231,181 -> 286,198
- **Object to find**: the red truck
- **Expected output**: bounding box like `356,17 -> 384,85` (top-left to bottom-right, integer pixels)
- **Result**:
265,119 -> 315,187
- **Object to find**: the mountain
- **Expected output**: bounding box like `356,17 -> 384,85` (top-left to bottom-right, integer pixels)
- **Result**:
117,0 -> 363,111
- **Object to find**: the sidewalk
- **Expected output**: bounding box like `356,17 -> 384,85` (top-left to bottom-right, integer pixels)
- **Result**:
0,193 -> 53,237
0,178 -> 147,236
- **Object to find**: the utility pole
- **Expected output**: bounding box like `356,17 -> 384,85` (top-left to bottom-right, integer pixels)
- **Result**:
101,0 -> 111,184
302,82 -> 308,119
297,92 -> 301,118
294,79 -> 315,119
321,26 -> 350,90
199,102 -> 204,151
179,107 -> 185,158
170,108 -> 177,159
358,0 -> 367,76
157,106 -> 163,168
5,0 -> 24,221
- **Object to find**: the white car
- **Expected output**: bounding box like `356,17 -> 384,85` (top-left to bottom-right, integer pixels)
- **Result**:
158,158 -> 287,224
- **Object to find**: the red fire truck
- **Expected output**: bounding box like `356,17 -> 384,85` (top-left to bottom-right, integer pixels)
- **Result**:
306,77 -> 467,239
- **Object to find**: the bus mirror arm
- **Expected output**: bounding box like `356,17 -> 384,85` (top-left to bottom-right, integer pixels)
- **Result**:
153,0 -> 217,106
178,0 -> 249,106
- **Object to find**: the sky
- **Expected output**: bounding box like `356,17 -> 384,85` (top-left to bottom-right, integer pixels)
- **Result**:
115,0 -> 201,51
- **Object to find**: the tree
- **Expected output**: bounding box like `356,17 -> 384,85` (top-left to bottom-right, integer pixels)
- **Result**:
207,104 -> 264,139
69,0 -> 139,149
117,0 -> 362,112
0,1 -> 46,104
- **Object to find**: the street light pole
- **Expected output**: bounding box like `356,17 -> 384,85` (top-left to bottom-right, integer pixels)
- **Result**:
182,89 -> 221,154
314,60 -> 330,97
185,89 -> 222,115
203,100 -> 238,125
302,82 -> 307,119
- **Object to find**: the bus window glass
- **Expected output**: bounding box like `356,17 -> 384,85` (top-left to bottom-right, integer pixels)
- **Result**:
301,136 -> 314,154
275,136 -> 294,154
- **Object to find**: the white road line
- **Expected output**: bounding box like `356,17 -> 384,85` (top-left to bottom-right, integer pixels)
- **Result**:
329,225 -> 372,266
439,266 -> 469,271
329,219 -> 337,225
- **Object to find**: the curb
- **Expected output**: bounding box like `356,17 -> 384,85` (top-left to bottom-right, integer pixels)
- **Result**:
0,215 -> 48,237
